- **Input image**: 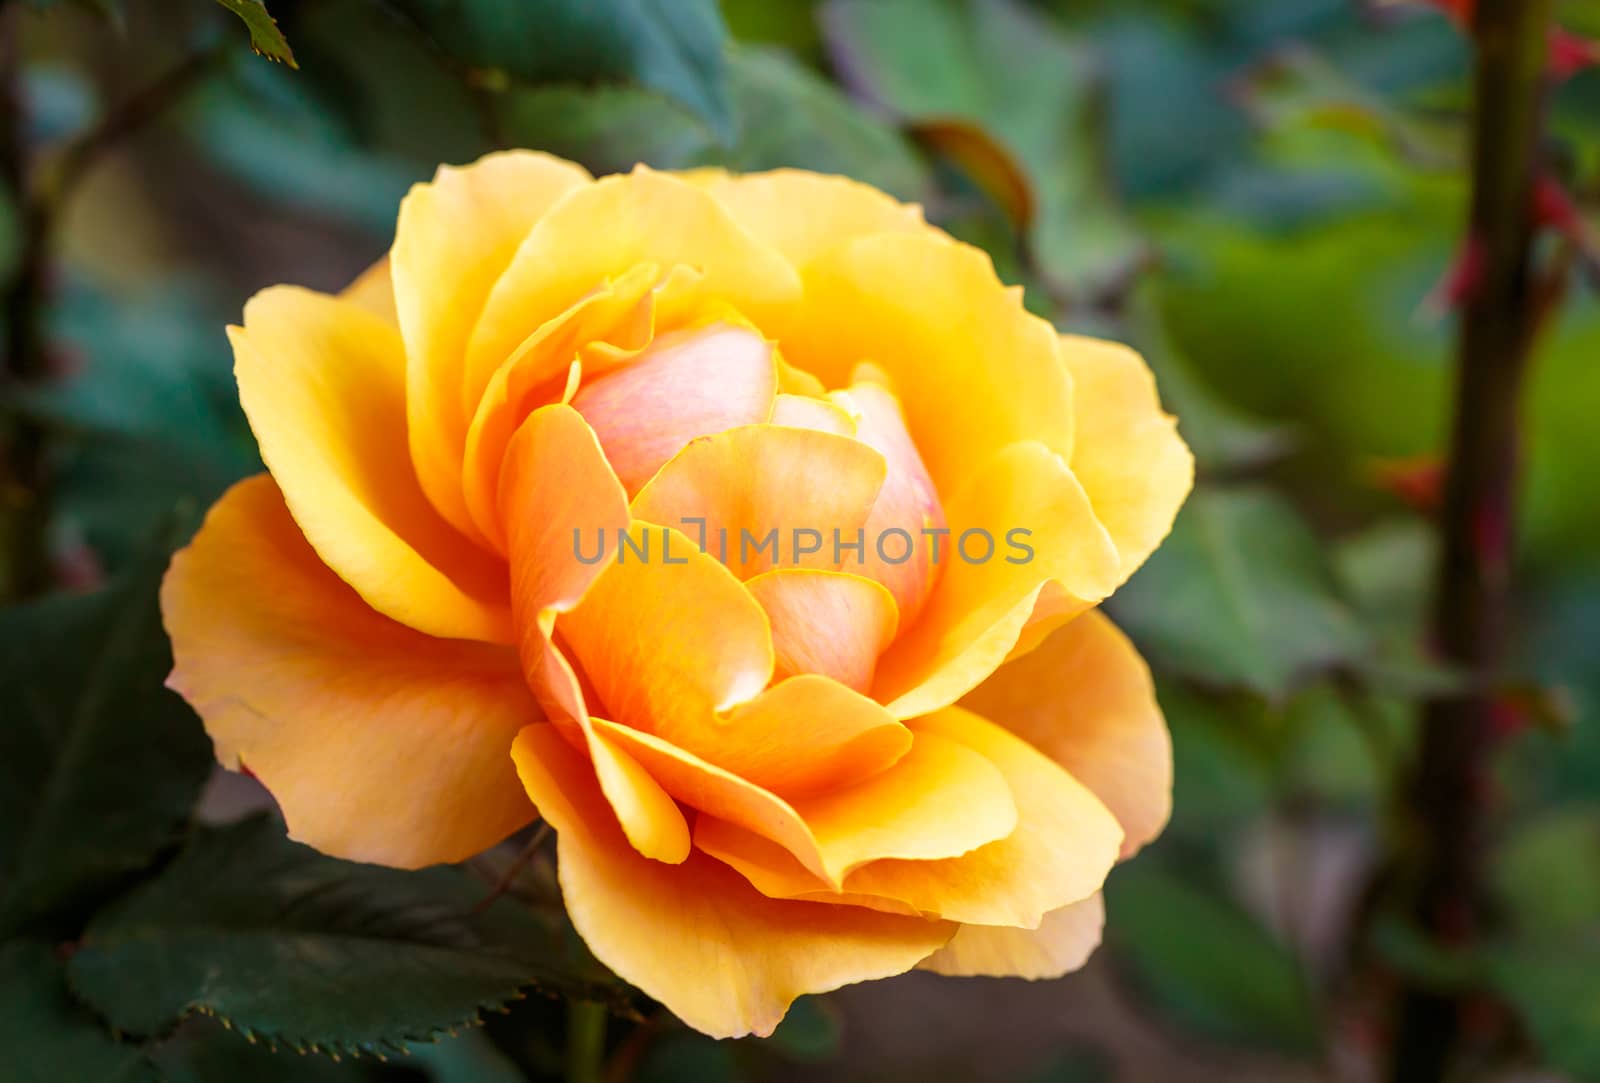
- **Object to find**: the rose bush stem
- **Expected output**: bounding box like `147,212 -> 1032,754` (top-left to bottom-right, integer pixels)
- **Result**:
0,25 -> 223,602
1388,0 -> 1552,1079
566,999 -> 607,1083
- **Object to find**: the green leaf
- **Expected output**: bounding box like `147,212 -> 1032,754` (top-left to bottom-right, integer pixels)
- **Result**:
1106,864 -> 1318,1052
822,0 -> 1143,297
1493,807 -> 1600,944
496,46 -> 930,202
1487,940 -> 1600,1080
68,816 -> 631,1058
704,46 -> 929,202
1110,486 -> 1369,699
153,1017 -> 372,1083
0,537 -> 212,939
496,83 -> 712,177
387,0 -> 733,138
213,0 -> 298,68
0,942 -> 158,1083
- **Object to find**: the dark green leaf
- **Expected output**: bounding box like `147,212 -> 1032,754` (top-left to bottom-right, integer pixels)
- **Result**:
213,0 -> 298,68
0,942 -> 158,1083
497,83 -> 711,177
704,46 -> 929,202
0,538 -> 212,938
181,61 -> 424,236
497,46 -> 930,202
388,0 -> 733,138
823,0 -> 1143,297
1488,940 -> 1600,1080
30,283 -> 258,571
1110,486 -> 1369,699
1106,864 -> 1318,1052
68,816 -> 631,1057
153,1017 -> 374,1083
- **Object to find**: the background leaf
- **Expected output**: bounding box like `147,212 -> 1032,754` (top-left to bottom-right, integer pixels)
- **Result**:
1110,486 -> 1369,698
0,538 -> 212,939
385,0 -> 734,138
0,942 -> 157,1083
1106,864 -> 1319,1052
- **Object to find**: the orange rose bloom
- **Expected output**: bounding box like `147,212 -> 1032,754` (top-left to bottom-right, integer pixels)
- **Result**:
161,153 -> 1193,1038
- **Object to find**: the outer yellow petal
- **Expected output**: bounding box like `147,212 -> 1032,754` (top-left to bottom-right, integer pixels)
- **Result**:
962,610 -> 1172,857
873,442 -> 1120,719
339,256 -> 396,324
699,169 -> 928,271
918,894 -> 1104,978
510,724 -> 954,1039
783,232 -> 1073,497
230,287 -> 510,642
1061,333 -> 1194,584
696,707 -> 1122,928
464,167 -> 802,398
392,150 -> 591,542
162,476 -> 534,868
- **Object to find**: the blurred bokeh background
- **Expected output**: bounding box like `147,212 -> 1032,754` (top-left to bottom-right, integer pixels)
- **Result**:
3,0 -> 1599,1080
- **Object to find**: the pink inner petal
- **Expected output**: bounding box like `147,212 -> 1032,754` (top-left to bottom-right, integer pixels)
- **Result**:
572,325 -> 777,493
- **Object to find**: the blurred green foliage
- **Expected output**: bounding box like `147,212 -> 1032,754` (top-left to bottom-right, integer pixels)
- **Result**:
1,0 -> 1597,1079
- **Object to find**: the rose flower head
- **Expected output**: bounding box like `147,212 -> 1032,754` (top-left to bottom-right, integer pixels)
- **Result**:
162,153 -> 1193,1038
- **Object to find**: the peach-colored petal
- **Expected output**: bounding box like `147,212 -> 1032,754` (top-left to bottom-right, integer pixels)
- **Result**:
873,442 -> 1121,719
630,424 -> 887,579
500,403 -> 629,720
783,232 -> 1073,498
745,570 -> 897,694
392,151 -> 591,542
229,287 -> 510,642
161,476 -> 534,868
464,264 -> 660,548
699,169 -> 928,270
962,610 -> 1172,858
510,723 -> 954,1039
339,256 -> 396,324
584,725 -> 691,864
571,325 -> 778,493
918,894 -> 1105,978
598,721 -> 1009,887
465,167 -> 802,396
697,706 -> 1122,928
557,521 -> 775,736
792,728 -> 1017,882
830,372 -> 947,626
1061,334 -> 1194,585
590,718 -> 833,881
720,675 -> 912,796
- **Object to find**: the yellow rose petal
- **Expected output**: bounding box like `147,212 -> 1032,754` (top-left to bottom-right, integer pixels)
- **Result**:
162,476 -> 534,868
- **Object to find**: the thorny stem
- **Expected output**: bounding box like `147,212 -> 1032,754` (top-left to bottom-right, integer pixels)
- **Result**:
0,18 -> 223,602
1388,0 -> 1553,1079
